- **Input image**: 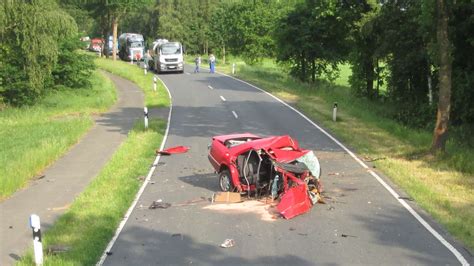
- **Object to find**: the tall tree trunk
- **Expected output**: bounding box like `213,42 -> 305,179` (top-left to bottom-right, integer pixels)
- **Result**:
375,59 -> 380,98
311,59 -> 316,83
427,61 -> 433,105
366,60 -> 374,99
301,51 -> 306,82
222,44 -> 226,65
431,0 -> 452,152
112,16 -> 118,61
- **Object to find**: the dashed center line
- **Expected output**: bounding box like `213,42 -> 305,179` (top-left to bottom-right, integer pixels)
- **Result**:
232,111 -> 238,119
208,85 -> 214,90
220,96 -> 226,102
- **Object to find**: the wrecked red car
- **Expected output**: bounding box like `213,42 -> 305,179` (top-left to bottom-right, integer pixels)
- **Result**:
208,133 -> 322,219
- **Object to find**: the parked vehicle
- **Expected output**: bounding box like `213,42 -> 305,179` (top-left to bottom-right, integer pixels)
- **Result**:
89,38 -> 103,53
118,33 -> 145,61
80,36 -> 90,50
208,133 -> 322,219
149,39 -> 184,73
106,36 -> 118,55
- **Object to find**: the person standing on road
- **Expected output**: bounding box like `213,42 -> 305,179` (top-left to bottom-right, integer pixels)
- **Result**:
194,55 -> 201,73
209,53 -> 216,73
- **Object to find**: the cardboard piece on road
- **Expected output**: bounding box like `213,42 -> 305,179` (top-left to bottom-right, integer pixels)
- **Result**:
213,192 -> 242,203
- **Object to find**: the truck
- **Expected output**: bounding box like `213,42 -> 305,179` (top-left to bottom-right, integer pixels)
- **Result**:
148,39 -> 184,73
118,33 -> 145,61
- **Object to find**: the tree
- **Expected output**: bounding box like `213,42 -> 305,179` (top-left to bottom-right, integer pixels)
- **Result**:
431,0 -> 452,152
275,0 -> 366,82
0,0 -> 77,105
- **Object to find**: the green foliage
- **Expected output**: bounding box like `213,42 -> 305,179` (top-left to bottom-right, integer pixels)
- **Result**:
450,1 -> 474,126
209,1 -> 283,64
349,0 -> 473,130
275,0 -> 368,82
0,0 -> 77,106
52,38 -> 96,89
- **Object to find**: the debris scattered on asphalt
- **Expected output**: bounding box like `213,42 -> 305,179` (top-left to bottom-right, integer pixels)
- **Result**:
156,146 -> 190,155
298,233 -> 308,236
328,172 -> 340,176
9,226 -> 13,229
213,192 -> 242,203
106,251 -> 113,256
204,200 -> 279,222
149,201 -> 171,209
172,233 -> 184,240
173,197 -> 209,207
328,206 -> 335,211
150,181 -> 156,184
220,239 -> 235,248
341,234 -> 357,238
47,245 -> 71,255
289,227 -> 296,231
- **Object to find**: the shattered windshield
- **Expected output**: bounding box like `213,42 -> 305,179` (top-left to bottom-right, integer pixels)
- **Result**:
161,43 -> 181,55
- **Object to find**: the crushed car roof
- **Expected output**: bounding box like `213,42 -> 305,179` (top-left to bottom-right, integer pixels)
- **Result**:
217,134 -> 309,163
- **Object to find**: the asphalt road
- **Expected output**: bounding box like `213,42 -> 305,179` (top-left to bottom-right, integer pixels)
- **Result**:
102,66 -> 471,265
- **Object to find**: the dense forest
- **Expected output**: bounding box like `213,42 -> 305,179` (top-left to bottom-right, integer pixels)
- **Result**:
1,0 -> 473,152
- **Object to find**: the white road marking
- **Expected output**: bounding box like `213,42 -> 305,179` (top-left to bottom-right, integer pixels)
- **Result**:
97,77 -> 173,266
220,96 -> 226,102
232,111 -> 238,119
185,72 -> 190,75
208,85 -> 214,90
216,71 -> 470,266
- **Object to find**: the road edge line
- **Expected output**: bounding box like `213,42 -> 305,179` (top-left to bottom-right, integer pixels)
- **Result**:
216,71 -> 470,266
96,77 -> 173,266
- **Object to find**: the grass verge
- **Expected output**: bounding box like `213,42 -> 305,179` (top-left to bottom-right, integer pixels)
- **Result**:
95,57 -> 168,109
18,119 -> 166,265
212,57 -> 473,251
0,71 -> 116,200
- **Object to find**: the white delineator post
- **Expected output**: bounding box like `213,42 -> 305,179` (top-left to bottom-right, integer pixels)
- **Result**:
333,102 -> 338,122
144,107 -> 149,130
144,64 -> 147,75
232,63 -> 236,75
153,76 -> 157,92
29,214 -> 43,265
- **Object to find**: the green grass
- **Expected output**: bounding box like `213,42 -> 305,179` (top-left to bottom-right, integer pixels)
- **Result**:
95,57 -> 168,109
0,72 -> 116,200
18,119 -> 166,265
212,56 -> 474,251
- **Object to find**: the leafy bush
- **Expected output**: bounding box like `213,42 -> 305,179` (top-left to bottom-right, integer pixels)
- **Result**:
52,38 -> 96,89
0,0 -> 77,106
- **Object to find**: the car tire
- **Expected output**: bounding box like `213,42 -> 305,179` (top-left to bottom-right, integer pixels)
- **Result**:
219,169 -> 234,192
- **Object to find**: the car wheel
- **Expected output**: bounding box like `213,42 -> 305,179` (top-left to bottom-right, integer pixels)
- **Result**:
219,169 -> 234,192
